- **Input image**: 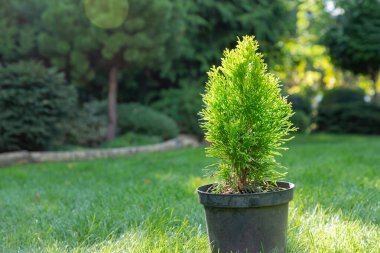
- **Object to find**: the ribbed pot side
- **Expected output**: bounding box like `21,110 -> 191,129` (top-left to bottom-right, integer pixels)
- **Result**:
197,181 -> 295,253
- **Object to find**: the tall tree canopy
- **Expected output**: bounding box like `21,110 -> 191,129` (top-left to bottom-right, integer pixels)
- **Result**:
323,0 -> 380,102
40,0 -> 187,139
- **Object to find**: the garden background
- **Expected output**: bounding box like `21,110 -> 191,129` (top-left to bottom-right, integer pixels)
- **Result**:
0,0 -> 379,252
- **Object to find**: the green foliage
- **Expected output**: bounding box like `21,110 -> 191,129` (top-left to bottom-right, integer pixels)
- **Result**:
288,93 -> 312,115
0,0 -> 296,107
278,0 -> 337,94
317,103 -> 380,134
84,0 -> 129,29
0,61 -> 76,152
118,103 -> 179,140
33,0 -> 187,139
56,100 -> 107,147
291,110 -> 311,133
320,88 -> 365,107
0,0 -> 41,62
317,87 -> 378,134
101,133 -> 162,149
170,0 -> 296,84
323,0 -> 380,80
200,36 -> 296,193
152,84 -> 203,137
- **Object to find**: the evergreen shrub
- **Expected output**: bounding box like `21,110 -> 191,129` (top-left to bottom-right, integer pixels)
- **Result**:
200,36 -> 296,193
0,61 -> 76,152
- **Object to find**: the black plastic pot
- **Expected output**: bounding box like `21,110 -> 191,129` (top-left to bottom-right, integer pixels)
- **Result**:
197,181 -> 295,253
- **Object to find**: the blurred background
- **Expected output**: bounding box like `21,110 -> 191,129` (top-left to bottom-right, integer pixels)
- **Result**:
1,0 -> 379,152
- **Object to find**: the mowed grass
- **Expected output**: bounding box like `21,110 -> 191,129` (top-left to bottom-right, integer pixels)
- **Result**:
0,134 -> 379,253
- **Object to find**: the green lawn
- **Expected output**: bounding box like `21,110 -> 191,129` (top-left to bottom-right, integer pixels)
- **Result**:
0,134 -> 379,253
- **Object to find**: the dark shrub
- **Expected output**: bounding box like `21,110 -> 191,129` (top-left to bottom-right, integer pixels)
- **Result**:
56,100 -> 107,146
152,84 -> 203,137
291,110 -> 311,133
320,88 -> 365,107
0,61 -> 76,152
288,93 -> 312,115
317,103 -> 380,134
118,103 -> 179,140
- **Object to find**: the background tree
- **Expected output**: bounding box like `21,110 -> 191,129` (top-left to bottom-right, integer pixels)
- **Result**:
36,0 -> 186,139
148,0 -> 298,137
323,0 -> 380,103
278,0 -> 337,94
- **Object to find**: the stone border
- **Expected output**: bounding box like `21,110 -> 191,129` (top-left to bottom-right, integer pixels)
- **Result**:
0,135 -> 200,168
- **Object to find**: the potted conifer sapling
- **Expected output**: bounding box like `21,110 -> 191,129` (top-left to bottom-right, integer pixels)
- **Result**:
197,36 -> 296,253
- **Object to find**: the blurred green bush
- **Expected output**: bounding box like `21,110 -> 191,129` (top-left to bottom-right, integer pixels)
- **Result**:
288,93 -> 312,115
291,110 -> 311,133
152,84 -> 203,137
317,88 -> 379,134
317,103 -> 380,134
288,93 -> 312,133
118,103 -> 179,140
56,100 -> 107,147
0,61 -> 76,151
319,88 -> 365,107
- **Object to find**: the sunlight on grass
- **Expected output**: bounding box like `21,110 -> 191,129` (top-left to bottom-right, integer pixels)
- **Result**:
81,215 -> 209,253
186,176 -> 215,193
288,204 -> 379,253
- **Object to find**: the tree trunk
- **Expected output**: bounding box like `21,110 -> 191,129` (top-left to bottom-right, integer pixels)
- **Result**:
106,66 -> 118,140
371,71 -> 379,104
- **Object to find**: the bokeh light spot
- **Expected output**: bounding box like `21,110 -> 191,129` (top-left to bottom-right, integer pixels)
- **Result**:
84,0 -> 128,29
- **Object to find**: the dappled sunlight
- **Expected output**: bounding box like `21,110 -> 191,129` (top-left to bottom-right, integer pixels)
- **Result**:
283,134 -> 380,223
78,223 -> 208,253
360,177 -> 380,191
288,204 -> 380,252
